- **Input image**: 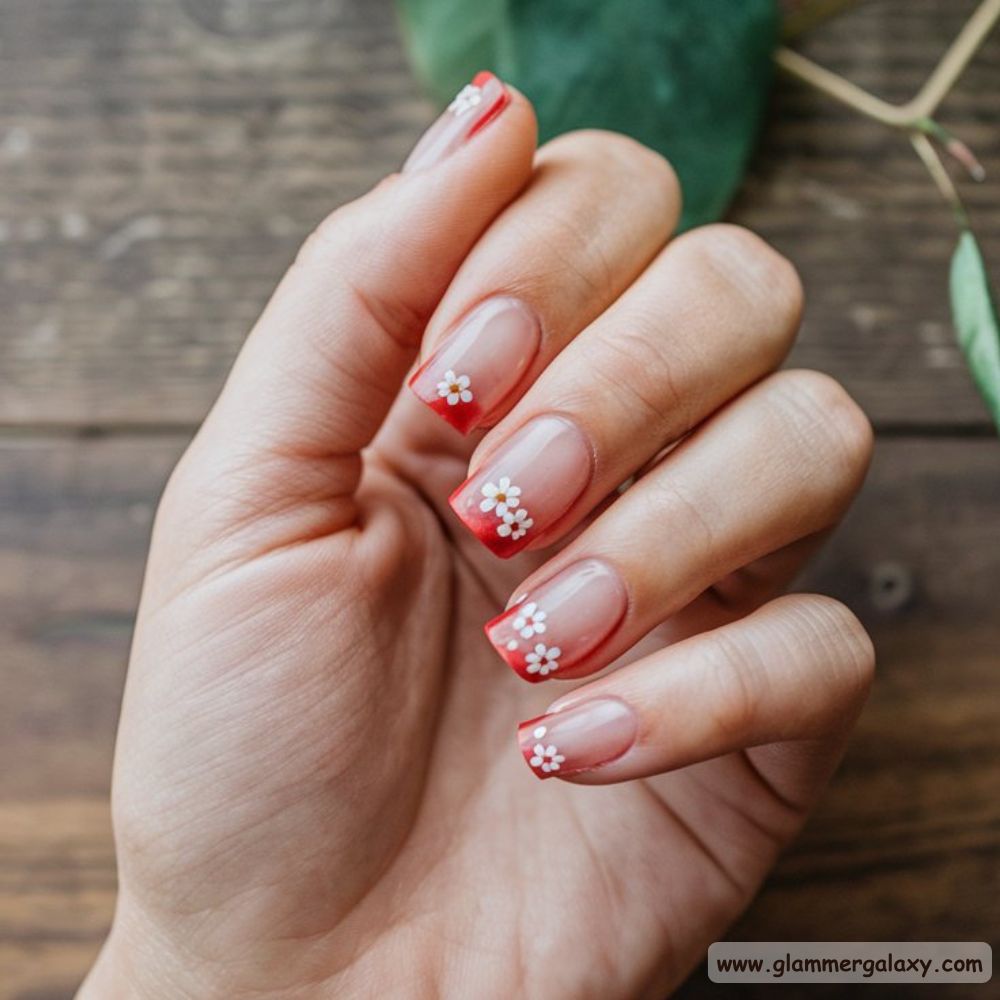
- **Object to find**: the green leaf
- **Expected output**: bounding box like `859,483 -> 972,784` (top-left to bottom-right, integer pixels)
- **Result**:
951,229 -> 1000,434
396,0 -> 508,105
395,0 -> 779,230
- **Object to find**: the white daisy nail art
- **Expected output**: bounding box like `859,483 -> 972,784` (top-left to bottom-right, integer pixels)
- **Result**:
512,601 -> 547,638
448,83 -> 484,116
480,476 -> 521,516
437,370 -> 473,406
529,742 -> 565,773
524,642 -> 561,677
498,508 -> 532,540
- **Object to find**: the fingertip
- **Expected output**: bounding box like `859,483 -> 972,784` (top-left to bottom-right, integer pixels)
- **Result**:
503,82 -> 539,143
402,71 -> 537,180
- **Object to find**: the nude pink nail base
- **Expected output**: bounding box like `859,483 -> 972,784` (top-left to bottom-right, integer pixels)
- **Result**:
449,415 -> 592,558
485,559 -> 628,682
518,697 -> 638,780
408,297 -> 540,434
403,71 -> 511,173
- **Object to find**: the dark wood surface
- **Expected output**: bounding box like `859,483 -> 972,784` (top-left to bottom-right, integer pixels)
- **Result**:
2,1 -> 999,998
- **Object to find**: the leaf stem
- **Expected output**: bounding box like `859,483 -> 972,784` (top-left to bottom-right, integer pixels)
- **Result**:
774,46 -> 909,127
911,133 -> 970,228
918,119 -> 986,182
904,0 -> 1000,119
777,0 -> 1000,126
775,0 -> 1000,181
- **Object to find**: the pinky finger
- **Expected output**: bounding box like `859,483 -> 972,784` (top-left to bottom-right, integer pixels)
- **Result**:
517,594 -> 874,783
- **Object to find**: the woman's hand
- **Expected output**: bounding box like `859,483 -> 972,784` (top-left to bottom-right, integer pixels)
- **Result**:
81,76 -> 874,999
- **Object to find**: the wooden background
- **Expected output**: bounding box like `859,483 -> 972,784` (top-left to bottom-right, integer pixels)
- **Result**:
2,1 -> 999,997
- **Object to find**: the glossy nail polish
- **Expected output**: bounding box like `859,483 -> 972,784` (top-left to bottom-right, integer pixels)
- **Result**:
408,297 -> 540,434
403,71 -> 511,173
518,697 -> 638,780
449,415 -> 592,558
486,560 -> 627,682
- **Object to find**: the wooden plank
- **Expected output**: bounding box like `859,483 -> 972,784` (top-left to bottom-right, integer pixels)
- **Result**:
747,438 -> 1000,942
1,0 -> 999,428
1,434 -> 999,993
0,801 -> 116,1000
0,436 -> 180,997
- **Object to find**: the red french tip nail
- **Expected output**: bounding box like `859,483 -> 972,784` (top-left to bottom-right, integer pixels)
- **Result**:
448,415 -> 592,558
403,70 -> 511,173
517,698 -> 639,781
409,363 -> 483,435
467,71 -> 511,138
484,619 -> 555,683
485,559 -> 628,681
447,482 -> 528,558
408,298 -> 540,436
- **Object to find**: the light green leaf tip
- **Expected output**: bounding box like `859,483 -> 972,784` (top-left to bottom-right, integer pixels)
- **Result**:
950,229 -> 1000,435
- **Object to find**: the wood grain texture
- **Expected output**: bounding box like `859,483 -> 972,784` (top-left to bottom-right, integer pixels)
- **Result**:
2,436 -> 1000,997
0,0 -> 998,428
0,437 -> 182,999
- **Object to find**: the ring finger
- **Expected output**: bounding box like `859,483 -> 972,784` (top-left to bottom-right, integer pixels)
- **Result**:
515,593 -> 875,785
484,369 -> 873,683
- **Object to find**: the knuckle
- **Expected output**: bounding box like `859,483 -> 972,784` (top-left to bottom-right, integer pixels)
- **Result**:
588,323 -> 686,431
774,370 -> 874,481
539,128 -> 620,166
642,470 -> 715,553
603,133 -> 680,200
676,224 -> 803,349
294,191 -> 428,346
295,179 -> 399,269
296,202 -> 360,268
544,129 -> 681,211
295,225 -> 330,267
520,204 -> 620,304
547,127 -> 648,163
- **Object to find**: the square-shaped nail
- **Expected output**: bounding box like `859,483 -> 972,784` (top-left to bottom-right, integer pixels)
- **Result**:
518,697 -> 638,780
486,559 -> 627,682
403,71 -> 511,173
449,415 -> 592,558
408,297 -> 540,434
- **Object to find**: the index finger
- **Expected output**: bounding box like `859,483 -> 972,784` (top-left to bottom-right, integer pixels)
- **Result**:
407,130 -> 681,435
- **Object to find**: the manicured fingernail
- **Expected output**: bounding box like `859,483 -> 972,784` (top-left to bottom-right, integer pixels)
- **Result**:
408,297 -> 540,434
449,415 -> 592,558
486,560 -> 627,682
403,71 -> 511,173
518,697 -> 638,780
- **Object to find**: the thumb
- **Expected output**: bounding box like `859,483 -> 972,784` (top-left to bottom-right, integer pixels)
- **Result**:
187,74 -> 536,514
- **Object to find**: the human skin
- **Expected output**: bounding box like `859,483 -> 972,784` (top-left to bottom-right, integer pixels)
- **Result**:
78,75 -> 875,999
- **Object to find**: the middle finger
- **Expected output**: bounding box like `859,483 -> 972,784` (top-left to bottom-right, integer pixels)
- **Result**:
449,224 -> 803,557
